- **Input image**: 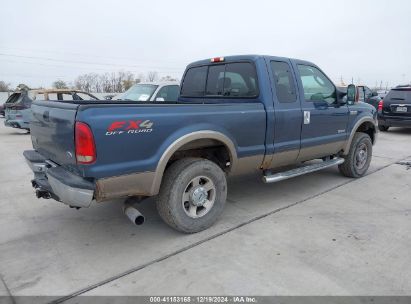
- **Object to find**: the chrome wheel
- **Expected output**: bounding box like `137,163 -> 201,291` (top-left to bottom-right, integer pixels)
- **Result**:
182,176 -> 216,218
355,143 -> 368,169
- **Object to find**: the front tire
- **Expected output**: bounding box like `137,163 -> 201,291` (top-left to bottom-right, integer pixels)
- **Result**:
339,132 -> 372,178
156,158 -> 227,233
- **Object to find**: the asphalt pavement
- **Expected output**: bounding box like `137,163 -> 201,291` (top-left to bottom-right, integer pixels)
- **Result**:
0,122 -> 410,303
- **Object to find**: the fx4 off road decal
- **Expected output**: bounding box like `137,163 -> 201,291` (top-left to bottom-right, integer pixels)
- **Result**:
106,119 -> 154,136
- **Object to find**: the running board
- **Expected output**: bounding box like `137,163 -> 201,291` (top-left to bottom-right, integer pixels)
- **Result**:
263,158 -> 345,183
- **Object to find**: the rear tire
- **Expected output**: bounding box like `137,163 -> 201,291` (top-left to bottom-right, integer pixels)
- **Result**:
156,158 -> 227,233
378,125 -> 389,132
339,132 -> 372,178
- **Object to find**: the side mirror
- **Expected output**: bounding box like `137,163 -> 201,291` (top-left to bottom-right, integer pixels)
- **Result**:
346,84 -> 356,104
155,97 -> 165,102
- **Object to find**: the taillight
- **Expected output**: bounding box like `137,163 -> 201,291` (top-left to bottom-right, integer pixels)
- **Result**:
378,100 -> 383,112
75,122 -> 96,164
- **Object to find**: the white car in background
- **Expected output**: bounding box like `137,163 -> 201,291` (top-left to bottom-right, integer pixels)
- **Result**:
113,81 -> 180,102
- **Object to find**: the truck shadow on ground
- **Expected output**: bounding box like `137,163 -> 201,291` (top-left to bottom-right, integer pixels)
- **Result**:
50,167 -> 350,240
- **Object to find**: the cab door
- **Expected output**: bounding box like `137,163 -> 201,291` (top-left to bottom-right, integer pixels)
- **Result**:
267,58 -> 303,167
293,63 -> 349,161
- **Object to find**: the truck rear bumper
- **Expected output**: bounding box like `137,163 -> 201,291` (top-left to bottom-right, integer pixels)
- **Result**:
23,150 -> 95,208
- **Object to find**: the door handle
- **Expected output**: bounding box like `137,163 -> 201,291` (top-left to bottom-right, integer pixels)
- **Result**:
304,111 -> 310,124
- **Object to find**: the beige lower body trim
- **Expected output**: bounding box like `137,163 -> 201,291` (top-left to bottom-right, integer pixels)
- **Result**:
268,149 -> 300,168
95,154 -> 264,202
230,154 -> 264,176
297,141 -> 345,162
95,171 -> 156,202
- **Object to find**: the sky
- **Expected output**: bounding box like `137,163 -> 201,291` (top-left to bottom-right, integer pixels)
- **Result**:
0,0 -> 410,89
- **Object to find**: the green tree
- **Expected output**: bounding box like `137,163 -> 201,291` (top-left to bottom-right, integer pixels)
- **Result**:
52,80 -> 68,89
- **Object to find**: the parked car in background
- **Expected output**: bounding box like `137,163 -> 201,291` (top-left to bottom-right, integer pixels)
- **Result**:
338,85 -> 381,110
113,81 -> 180,102
24,55 -> 377,233
0,103 -> 5,117
4,89 -> 99,131
3,89 -> 33,130
377,85 -> 411,131
357,85 -> 381,109
376,89 -> 389,99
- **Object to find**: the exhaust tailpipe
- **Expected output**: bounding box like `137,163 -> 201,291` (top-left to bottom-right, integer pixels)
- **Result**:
124,205 -> 145,226
36,189 -> 51,199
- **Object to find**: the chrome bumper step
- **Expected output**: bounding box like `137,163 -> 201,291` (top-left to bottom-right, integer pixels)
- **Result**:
263,158 -> 345,183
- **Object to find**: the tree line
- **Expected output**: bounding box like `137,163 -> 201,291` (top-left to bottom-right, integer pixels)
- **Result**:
63,71 -> 178,93
0,71 -> 178,93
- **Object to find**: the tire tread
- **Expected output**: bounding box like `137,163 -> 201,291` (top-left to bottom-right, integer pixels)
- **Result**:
339,132 -> 372,178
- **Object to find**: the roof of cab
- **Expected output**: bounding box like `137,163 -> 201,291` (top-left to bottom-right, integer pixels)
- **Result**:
186,54 -> 315,68
187,55 -> 264,67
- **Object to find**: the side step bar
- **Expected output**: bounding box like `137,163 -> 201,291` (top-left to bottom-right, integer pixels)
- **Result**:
263,158 -> 345,183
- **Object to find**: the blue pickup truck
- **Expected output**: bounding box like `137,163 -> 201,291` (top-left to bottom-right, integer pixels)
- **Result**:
24,55 -> 377,233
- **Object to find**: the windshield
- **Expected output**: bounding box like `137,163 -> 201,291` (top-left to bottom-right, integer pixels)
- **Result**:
113,84 -> 158,101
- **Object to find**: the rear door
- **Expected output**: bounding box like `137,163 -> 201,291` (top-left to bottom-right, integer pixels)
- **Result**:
266,58 -> 303,167
30,101 -> 79,168
294,63 -> 349,161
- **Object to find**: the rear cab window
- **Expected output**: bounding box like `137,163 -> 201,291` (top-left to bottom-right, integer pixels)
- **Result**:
181,62 -> 259,99
181,66 -> 208,97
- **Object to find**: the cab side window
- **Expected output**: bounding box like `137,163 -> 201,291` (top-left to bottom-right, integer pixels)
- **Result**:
297,65 -> 336,104
270,61 -> 296,103
156,85 -> 180,101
